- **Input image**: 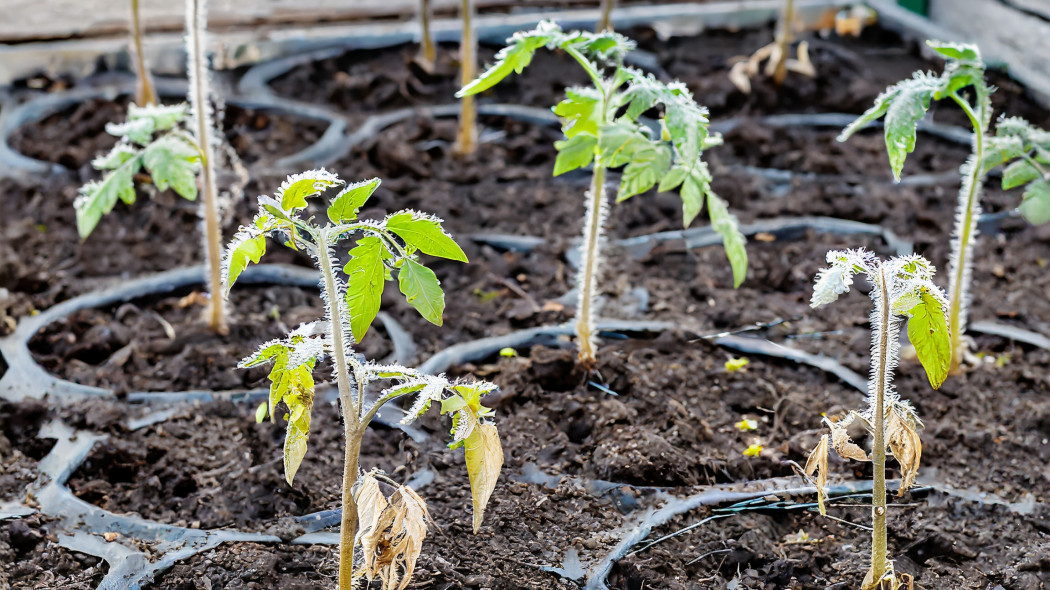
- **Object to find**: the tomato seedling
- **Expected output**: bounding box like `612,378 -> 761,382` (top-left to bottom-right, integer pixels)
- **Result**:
807,248 -> 951,589
224,170 -> 503,590
839,41 -> 1050,371
457,21 -> 748,366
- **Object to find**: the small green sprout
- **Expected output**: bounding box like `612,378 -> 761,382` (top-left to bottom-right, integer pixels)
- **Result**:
806,248 -> 951,590
224,170 -> 503,590
839,41 -> 1050,371
457,21 -> 747,367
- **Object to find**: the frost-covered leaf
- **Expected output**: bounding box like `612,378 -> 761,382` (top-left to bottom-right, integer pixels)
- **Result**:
385,212 -> 468,262
552,87 -> 602,138
1020,178 -> 1050,225
344,236 -> 393,342
925,40 -> 980,64
75,155 -> 143,237
553,134 -> 597,176
327,177 -> 381,223
883,75 -> 943,181
127,102 -> 188,131
106,117 -> 155,145
223,232 -> 267,294
904,285 -> 951,389
597,122 -> 647,168
456,21 -> 563,96
93,144 -> 139,170
142,135 -> 200,201
397,258 -> 445,326
277,169 -> 342,211
1002,159 -> 1041,190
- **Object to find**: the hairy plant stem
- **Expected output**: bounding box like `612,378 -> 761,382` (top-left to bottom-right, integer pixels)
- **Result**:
418,0 -> 436,67
130,0 -> 158,105
871,267 -> 890,585
318,238 -> 362,589
596,0 -> 615,31
576,163 -> 606,366
946,91 -> 988,373
453,0 -> 478,155
186,0 -> 226,333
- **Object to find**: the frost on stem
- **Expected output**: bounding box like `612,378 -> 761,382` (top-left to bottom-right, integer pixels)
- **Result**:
457,21 -> 748,365
806,248 -> 950,590
223,170 -> 503,590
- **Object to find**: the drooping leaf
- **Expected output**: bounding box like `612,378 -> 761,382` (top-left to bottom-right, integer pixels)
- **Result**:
1020,178 -> 1050,225
706,192 -> 748,288
838,86 -> 900,143
617,143 -> 671,202
283,401 -> 312,485
886,403 -> 923,494
678,165 -> 711,226
663,102 -> 709,164
277,169 -> 342,211
397,258 -> 445,326
327,177 -> 381,223
804,434 -> 830,516
597,122 -> 648,168
74,155 -> 143,238
463,422 -> 503,533
553,134 -> 597,176
385,212 -> 468,262
882,75 -> 943,181
905,286 -> 951,389
344,236 -> 393,342
141,136 -> 200,201
224,233 -> 267,293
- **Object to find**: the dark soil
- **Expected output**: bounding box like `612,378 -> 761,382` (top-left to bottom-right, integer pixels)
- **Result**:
0,515 -> 108,590
3,22 -> 1050,590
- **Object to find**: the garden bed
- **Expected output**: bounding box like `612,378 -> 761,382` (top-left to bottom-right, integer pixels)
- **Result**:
1,21 -> 1049,590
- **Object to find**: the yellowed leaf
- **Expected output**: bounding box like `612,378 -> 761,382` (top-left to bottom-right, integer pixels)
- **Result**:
805,434 -> 830,515
464,422 -> 503,533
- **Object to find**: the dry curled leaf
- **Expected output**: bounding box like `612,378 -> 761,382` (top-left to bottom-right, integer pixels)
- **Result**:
465,422 -> 503,533
354,472 -> 431,590
886,404 -> 923,494
826,415 -> 869,462
862,560 -> 901,590
805,434 -> 830,515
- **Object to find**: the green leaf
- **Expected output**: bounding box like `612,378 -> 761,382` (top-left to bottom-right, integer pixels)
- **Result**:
75,155 -> 143,238
106,117 -> 155,145
344,236 -> 392,341
255,402 -> 268,423
456,23 -> 561,96
553,134 -> 597,176
283,401 -> 312,485
327,177 -> 381,223
663,103 -> 709,164
617,143 -> 671,202
128,103 -> 188,131
1020,179 -> 1050,225
680,165 -> 710,226
838,87 -> 899,143
92,144 -> 139,170
621,78 -> 661,121
906,287 -> 951,389
142,136 -> 200,201
277,169 -> 342,211
552,87 -> 602,138
981,136 -> 1025,175
658,165 -> 688,192
597,122 -> 648,168
925,40 -> 980,63
224,233 -> 267,294
1002,160 -> 1041,190
385,212 -> 468,262
707,192 -> 748,288
883,76 -> 942,181
397,258 -> 446,326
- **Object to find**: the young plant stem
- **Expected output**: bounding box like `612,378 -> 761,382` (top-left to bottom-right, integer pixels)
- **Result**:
130,0 -> 158,105
186,0 -> 226,334
773,0 -> 796,85
871,266 -> 890,584
946,91 -> 987,373
596,0 -> 615,31
575,163 -> 606,366
317,236 -> 361,589
453,0 -> 478,155
419,0 -> 436,66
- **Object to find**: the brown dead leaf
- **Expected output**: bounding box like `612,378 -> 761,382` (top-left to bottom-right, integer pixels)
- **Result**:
886,404 -> 923,494
176,291 -> 209,308
728,60 -> 752,94
754,232 -> 776,243
541,300 -> 565,313
354,472 -> 431,590
465,422 -> 503,533
805,434 -> 830,515
829,419 -> 869,462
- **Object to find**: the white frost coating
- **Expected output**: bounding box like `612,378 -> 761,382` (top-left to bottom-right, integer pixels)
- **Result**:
810,249 -> 875,308
452,409 -> 476,442
274,168 -> 342,203
575,170 -> 610,360
401,380 -> 445,424
947,151 -> 982,338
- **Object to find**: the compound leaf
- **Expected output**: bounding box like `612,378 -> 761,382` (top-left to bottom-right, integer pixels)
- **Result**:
707,192 -> 748,288
618,143 -> 671,202
553,134 -> 597,176
457,23 -> 561,96
128,103 -> 188,131
883,76 -> 942,181
597,122 -> 647,169
553,87 -> 602,138
74,155 -> 143,238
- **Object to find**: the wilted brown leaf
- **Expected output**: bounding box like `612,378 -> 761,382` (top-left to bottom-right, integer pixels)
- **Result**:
354,473 -> 431,590
805,434 -> 830,515
886,404 -> 923,494
829,421 -> 869,462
